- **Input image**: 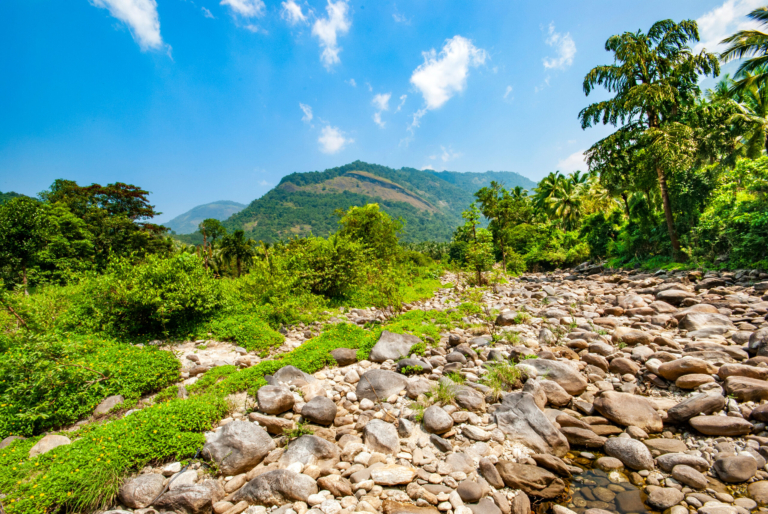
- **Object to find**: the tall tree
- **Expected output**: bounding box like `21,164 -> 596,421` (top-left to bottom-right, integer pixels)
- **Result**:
0,198 -> 48,293
220,230 -> 256,277
720,7 -> 768,93
198,218 -> 227,269
579,19 -> 719,260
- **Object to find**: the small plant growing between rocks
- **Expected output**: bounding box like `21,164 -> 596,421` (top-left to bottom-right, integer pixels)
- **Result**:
400,365 -> 424,376
445,371 -> 465,384
480,361 -> 523,401
285,421 -> 314,440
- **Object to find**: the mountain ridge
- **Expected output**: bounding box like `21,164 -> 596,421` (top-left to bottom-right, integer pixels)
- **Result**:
163,200 -> 246,235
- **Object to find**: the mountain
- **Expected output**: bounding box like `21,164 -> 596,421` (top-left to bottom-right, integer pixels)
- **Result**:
164,200 -> 246,235
0,191 -> 25,205
223,161 -> 536,243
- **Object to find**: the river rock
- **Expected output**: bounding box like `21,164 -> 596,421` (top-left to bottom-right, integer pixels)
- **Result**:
657,453 -> 710,473
657,358 -> 717,381
592,391 -> 663,433
524,359 -> 588,395
494,392 -> 569,457
667,392 -> 725,422
370,331 -> 421,362
678,313 -> 735,334
202,420 -> 275,475
724,375 -> 768,402
154,480 -> 225,514
356,369 -> 408,402
119,473 -> 165,509
671,464 -> 708,489
423,405 -> 454,434
231,470 -> 317,505
612,327 -> 652,346
28,434 -> 71,458
689,415 -> 753,436
301,395 -> 337,426
495,461 -> 565,499
604,437 -> 654,470
278,435 -> 339,468
363,419 -> 400,454
371,464 -> 418,486
257,385 -> 294,415
645,486 -> 684,510
330,348 -> 357,366
94,395 -> 125,416
713,455 -> 758,483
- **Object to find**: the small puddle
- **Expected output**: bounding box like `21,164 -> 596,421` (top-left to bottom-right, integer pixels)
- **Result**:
534,453 -> 657,514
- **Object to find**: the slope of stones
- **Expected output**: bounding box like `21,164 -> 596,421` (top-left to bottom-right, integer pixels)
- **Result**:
15,267 -> 768,514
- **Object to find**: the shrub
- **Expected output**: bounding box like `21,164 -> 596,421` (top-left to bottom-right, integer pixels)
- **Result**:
505,250 -> 526,276
207,314 -> 284,353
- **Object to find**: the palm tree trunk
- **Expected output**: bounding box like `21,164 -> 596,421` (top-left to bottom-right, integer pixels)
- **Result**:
656,165 -> 683,260
621,193 -> 630,218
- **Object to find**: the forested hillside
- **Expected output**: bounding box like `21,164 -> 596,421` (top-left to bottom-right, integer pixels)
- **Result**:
163,200 -> 246,235
223,161 -> 535,242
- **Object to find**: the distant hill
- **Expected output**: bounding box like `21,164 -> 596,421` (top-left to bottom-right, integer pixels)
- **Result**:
223,161 -> 536,243
0,191 -> 25,205
164,200 -> 246,235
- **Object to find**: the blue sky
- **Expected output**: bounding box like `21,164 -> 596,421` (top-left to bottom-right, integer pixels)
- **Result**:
0,0 -> 762,222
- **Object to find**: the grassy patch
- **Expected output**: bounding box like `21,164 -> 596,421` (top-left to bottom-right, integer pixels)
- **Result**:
480,361 -> 524,401
205,314 -> 285,352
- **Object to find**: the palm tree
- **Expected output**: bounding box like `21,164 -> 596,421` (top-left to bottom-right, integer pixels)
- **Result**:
720,7 -> 768,93
579,19 -> 719,260
532,172 -> 562,215
728,69 -> 768,158
220,230 -> 256,277
548,178 -> 583,231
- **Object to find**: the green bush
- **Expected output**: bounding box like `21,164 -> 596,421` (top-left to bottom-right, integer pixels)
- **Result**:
207,314 -> 284,353
505,250 -> 526,275
64,254 -> 223,338
0,334 -> 179,439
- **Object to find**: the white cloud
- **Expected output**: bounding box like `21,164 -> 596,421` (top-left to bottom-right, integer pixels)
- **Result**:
557,150 -> 587,173
543,23 -> 576,70
221,0 -> 265,18
503,85 -> 513,101
421,165 -> 435,170
694,0 -> 765,53
395,94 -> 407,112
372,93 -> 391,111
318,125 -> 352,154
371,93 -> 391,128
411,35 -> 487,111
312,0 -> 351,69
299,103 -> 313,123
201,7 -> 215,18
259,179 -> 271,186
440,146 -> 462,162
281,0 -> 307,25
90,0 -> 164,51
346,78 -> 357,87
393,12 -> 410,24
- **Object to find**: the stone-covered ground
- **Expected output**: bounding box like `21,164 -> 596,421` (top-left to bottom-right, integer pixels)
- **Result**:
15,266 -> 768,514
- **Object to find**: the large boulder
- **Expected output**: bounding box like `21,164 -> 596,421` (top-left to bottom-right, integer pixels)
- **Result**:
678,313 -> 735,334
356,369 -> 408,402
657,453 -> 710,473
656,289 -> 695,306
278,435 -> 339,469
593,392 -> 663,433
667,392 -> 725,422
257,385 -> 294,415
718,363 -> 768,381
94,395 -> 125,416
29,435 -> 71,458
370,331 -> 421,362
154,480 -> 224,514
538,380 -> 572,407
268,365 -> 316,386
750,328 -> 768,354
604,437 -> 654,470
495,461 -> 565,499
724,375 -> 768,402
422,405 -> 454,434
494,392 -> 569,457
612,327 -> 652,346
657,358 -> 717,381
363,419 -> 400,454
713,455 -> 758,483
119,474 -> 165,509
330,348 -> 357,366
231,470 -> 317,506
523,359 -> 587,396
301,395 -> 337,426
454,385 -> 487,412
689,415 -> 753,436
202,420 -> 275,475
645,486 -> 684,510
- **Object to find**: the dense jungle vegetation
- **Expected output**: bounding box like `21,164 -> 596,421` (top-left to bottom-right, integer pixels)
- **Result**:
1,12 -> 768,514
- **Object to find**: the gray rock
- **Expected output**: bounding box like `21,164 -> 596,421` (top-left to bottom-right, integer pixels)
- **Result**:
678,313 -> 735,334
479,457 -> 504,489
278,435 -> 339,468
469,498 -> 501,514
657,453 -> 710,473
457,480 -> 483,503
454,385 -> 487,412
154,480 -> 225,514
94,395 -> 125,416
370,331 -> 421,362
119,473 -> 165,509
538,379 -> 572,407
269,365 -> 316,386
496,311 -> 519,326
363,419 -> 400,454
494,392 -> 569,457
398,418 -> 415,437
0,435 -> 25,449
423,405 -> 454,434
667,392 -> 725,422
330,348 -> 357,366
406,378 -> 433,399
524,359 -> 587,395
713,455 -> 758,483
396,358 -> 433,375
28,434 -> 71,458
202,420 -> 275,476
257,385 -> 294,415
750,328 -> 768,354
356,369 -> 408,402
495,461 -> 565,499
603,437 -> 654,470
671,464 -> 708,489
301,395 -> 337,426
655,289 -> 695,306
689,415 -> 753,436
645,486 -> 684,510
231,470 -> 317,506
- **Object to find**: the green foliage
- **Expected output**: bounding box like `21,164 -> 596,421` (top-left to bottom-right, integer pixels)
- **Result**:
67,254 -> 224,338
480,361 -> 523,401
399,365 -> 424,376
337,204 -> 403,262
284,421 -> 314,440
207,314 -> 284,352
445,371 -> 465,384
0,334 -> 179,439
505,250 -> 526,276
428,381 -> 456,405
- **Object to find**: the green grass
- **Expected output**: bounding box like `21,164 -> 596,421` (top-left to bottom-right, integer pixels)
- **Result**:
445,371 -> 465,384
480,361 -> 524,401
204,314 -> 284,352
